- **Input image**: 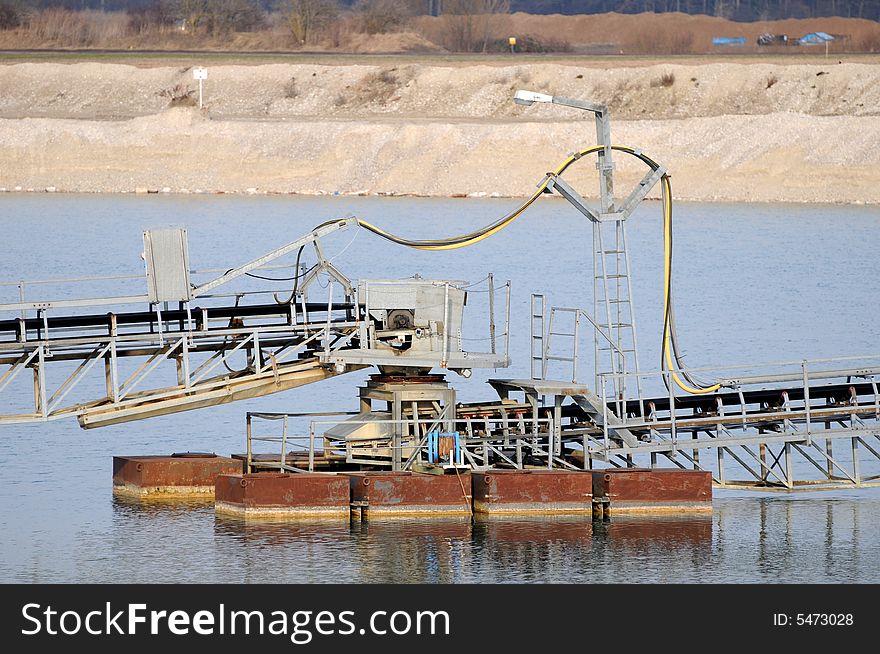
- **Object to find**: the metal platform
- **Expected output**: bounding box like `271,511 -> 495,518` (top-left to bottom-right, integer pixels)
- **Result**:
242,356 -> 880,491
490,360 -> 880,490
4,89 -> 878,495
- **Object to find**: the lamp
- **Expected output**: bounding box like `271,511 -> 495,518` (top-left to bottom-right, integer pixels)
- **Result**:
513,90 -> 554,106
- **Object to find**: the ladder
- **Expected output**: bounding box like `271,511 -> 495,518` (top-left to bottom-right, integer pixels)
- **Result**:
592,219 -> 643,406
544,307 -> 580,383
530,293 -> 545,380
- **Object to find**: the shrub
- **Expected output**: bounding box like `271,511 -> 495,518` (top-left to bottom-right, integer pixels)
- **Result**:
208,0 -> 265,34
354,0 -> 410,35
485,34 -> 571,53
283,76 -> 298,98
857,29 -> 880,53
0,0 -> 26,30
650,72 -> 675,88
159,83 -> 197,107
628,25 -> 694,55
355,68 -> 399,103
127,3 -> 175,34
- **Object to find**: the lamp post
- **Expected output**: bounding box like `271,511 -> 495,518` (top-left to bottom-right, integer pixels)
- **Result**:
513,90 -> 615,214
513,89 -> 659,408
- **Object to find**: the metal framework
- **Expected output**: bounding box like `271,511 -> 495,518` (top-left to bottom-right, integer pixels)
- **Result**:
588,358 -> 880,490
244,354 -> 880,490
0,220 -> 509,428
0,220 -> 361,427
488,354 -> 880,490
3,90 -> 877,496
519,94 -> 659,407
245,409 -> 560,475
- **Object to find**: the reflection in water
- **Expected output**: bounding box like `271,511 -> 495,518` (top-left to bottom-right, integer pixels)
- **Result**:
350,519 -> 473,584
591,516 -> 714,584
595,515 -> 712,548
213,515 -> 354,547
1,492 -> 878,583
706,495 -> 876,583
470,517 -> 594,583
212,516 -> 356,585
112,494 -> 213,516
206,513 -> 716,584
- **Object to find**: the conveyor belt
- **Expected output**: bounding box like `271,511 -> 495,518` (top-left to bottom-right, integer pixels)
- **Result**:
608,381 -> 876,417
0,301 -> 356,341
556,381 -> 876,426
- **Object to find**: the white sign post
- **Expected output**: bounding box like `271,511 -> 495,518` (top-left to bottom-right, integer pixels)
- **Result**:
193,67 -> 208,109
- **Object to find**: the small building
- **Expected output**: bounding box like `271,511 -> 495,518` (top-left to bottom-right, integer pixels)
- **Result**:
712,37 -> 747,46
799,32 -> 834,45
757,33 -> 789,46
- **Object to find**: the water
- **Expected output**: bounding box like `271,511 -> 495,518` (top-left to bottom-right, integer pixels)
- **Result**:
1,194 -> 879,583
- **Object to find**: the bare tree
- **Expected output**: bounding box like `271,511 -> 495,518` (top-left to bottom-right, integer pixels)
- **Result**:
355,0 -> 414,34
210,0 -> 264,34
168,0 -> 210,33
0,0 -> 26,30
280,0 -> 339,45
127,2 -> 176,34
478,0 -> 509,52
442,0 -> 510,52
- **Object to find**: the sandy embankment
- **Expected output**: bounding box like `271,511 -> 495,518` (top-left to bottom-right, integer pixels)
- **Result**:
0,61 -> 878,204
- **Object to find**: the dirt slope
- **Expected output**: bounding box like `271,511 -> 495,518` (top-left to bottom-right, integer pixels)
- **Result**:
0,60 -> 877,204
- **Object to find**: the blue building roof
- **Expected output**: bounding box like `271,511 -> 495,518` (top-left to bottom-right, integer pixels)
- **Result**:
800,32 -> 834,43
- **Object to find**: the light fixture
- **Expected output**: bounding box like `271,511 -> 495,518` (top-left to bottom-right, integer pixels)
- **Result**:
513,90 -> 553,106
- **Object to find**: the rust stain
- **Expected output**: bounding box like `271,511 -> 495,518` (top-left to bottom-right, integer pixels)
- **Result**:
346,471 -> 472,517
215,472 -> 350,520
472,470 -> 593,515
593,469 -> 712,514
112,454 -> 241,498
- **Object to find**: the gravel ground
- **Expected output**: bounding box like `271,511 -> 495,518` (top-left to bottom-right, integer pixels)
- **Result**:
0,61 -> 877,203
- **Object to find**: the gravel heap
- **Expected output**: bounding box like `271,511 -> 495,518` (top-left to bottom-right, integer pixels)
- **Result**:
0,61 -> 877,203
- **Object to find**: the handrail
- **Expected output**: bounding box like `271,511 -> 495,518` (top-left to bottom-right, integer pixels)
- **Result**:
247,414 -> 555,473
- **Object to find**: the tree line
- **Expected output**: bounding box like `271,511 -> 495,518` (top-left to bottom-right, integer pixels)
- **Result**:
2,1 -> 878,21
515,1 -> 879,20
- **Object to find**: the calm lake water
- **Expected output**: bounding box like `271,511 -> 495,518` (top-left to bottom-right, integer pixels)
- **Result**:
1,194 -> 879,583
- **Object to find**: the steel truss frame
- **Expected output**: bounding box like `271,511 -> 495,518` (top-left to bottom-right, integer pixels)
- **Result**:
0,221 -> 363,426
581,358 -> 880,489
243,355 -> 880,488
246,410 -> 560,473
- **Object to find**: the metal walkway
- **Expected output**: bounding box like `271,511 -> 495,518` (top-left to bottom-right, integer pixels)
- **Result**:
0,221 -> 363,427
0,219 -> 510,428
489,355 -> 880,490
240,358 -> 880,491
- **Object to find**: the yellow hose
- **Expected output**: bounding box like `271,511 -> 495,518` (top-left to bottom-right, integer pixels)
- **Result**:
659,175 -> 720,394
354,145 -> 607,251
352,145 -> 719,394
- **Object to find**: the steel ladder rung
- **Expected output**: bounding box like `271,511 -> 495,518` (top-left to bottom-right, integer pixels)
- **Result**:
602,250 -> 625,254
546,356 -> 575,362
549,331 -> 576,337
598,347 -> 635,353
597,323 -> 633,328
